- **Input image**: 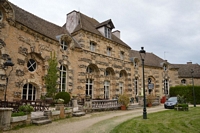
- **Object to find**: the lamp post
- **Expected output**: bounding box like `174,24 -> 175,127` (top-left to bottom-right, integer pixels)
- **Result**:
191,69 -> 196,107
139,47 -> 147,119
3,57 -> 14,103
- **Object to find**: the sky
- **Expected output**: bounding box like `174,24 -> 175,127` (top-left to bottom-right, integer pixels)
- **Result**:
8,0 -> 200,64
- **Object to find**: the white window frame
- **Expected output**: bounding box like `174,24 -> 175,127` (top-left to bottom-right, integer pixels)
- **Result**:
22,83 -> 36,100
86,79 -> 93,98
60,65 -> 67,92
105,27 -> 111,39
104,81 -> 110,99
163,65 -> 167,71
164,79 -> 169,94
119,82 -> 123,95
90,42 -> 96,52
61,40 -> 68,50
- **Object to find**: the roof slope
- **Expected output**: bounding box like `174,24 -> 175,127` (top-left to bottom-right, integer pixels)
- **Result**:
129,50 -> 166,68
71,12 -> 131,49
10,2 -> 69,41
171,63 -> 200,78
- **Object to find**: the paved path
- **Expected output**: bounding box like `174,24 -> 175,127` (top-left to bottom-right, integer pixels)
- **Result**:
6,105 -> 166,133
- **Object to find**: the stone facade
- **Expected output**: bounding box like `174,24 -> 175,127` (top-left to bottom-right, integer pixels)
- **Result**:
0,1 -> 199,101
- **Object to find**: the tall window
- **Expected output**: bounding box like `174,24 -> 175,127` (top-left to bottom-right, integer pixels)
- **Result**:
60,65 -> 67,92
164,79 -> 169,94
27,59 -> 37,72
134,77 -> 138,95
120,51 -> 124,60
61,40 -> 68,50
107,47 -> 112,56
163,65 -> 167,71
119,82 -> 123,94
86,79 -> 93,98
0,10 -> 3,21
22,83 -> 36,100
90,42 -> 96,52
104,81 -> 110,99
105,27 -> 111,39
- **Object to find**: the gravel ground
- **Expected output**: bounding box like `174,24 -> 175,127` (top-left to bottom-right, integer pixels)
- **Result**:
5,105 -> 166,133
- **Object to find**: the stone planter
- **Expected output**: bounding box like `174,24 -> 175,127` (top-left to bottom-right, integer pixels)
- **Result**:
10,115 -> 27,123
65,109 -> 72,113
0,108 -> 13,131
55,104 -> 64,110
52,110 -> 60,115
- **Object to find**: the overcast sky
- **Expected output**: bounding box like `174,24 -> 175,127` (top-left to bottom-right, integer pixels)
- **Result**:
9,0 -> 200,64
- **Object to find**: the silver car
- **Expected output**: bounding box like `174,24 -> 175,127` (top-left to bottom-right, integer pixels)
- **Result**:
164,97 -> 177,109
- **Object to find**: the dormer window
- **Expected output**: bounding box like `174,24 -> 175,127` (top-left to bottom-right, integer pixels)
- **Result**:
163,65 -> 167,71
107,47 -> 112,56
86,66 -> 93,73
61,40 -> 68,50
90,41 -> 96,52
0,10 -> 3,21
105,27 -> 111,39
120,51 -> 124,60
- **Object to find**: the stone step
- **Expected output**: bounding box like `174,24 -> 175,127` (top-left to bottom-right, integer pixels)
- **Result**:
32,119 -> 52,125
31,116 -> 49,121
73,111 -> 86,117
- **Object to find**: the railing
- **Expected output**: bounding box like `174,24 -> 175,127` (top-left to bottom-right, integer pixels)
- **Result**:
91,99 -> 121,110
0,99 -> 53,112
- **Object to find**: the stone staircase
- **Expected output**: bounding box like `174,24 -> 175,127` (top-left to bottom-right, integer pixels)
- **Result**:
32,115 -> 52,125
31,112 -> 52,125
72,105 -> 86,117
127,103 -> 142,110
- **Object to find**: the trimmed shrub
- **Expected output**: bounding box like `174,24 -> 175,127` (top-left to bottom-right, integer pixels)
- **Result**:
170,85 -> 200,104
18,105 -> 34,114
11,111 -> 26,117
55,92 -> 71,104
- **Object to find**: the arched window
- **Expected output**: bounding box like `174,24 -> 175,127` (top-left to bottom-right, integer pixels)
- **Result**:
27,59 -> 37,72
181,79 -> 186,84
86,66 -> 93,73
22,83 -> 36,100
59,65 -> 67,92
104,69 -> 110,76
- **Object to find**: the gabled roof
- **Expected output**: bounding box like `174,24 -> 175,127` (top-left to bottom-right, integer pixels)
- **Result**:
171,63 -> 200,78
96,19 -> 115,29
67,12 -> 131,49
129,50 -> 166,68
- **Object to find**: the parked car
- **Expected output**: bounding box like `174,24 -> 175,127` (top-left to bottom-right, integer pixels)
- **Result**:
164,97 -> 177,109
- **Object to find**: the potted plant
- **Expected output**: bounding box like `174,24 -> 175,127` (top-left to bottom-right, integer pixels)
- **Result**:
147,94 -> 155,107
118,94 -> 129,110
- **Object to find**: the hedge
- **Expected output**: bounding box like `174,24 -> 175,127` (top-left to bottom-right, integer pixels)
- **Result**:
170,85 -> 200,104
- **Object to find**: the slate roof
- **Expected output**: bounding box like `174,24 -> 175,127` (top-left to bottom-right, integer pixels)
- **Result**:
66,11 -> 131,49
171,63 -> 200,78
129,50 -> 166,68
9,2 -> 81,48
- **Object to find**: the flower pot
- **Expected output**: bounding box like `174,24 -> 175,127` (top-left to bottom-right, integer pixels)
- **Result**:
121,105 -> 126,110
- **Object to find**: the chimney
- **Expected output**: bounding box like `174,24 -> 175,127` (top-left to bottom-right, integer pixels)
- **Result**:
112,30 -> 120,39
66,10 -> 79,34
187,62 -> 192,64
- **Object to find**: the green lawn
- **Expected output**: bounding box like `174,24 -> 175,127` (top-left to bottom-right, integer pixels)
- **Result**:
110,107 -> 200,133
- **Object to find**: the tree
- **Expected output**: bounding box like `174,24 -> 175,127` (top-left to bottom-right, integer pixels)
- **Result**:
44,52 -> 59,98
